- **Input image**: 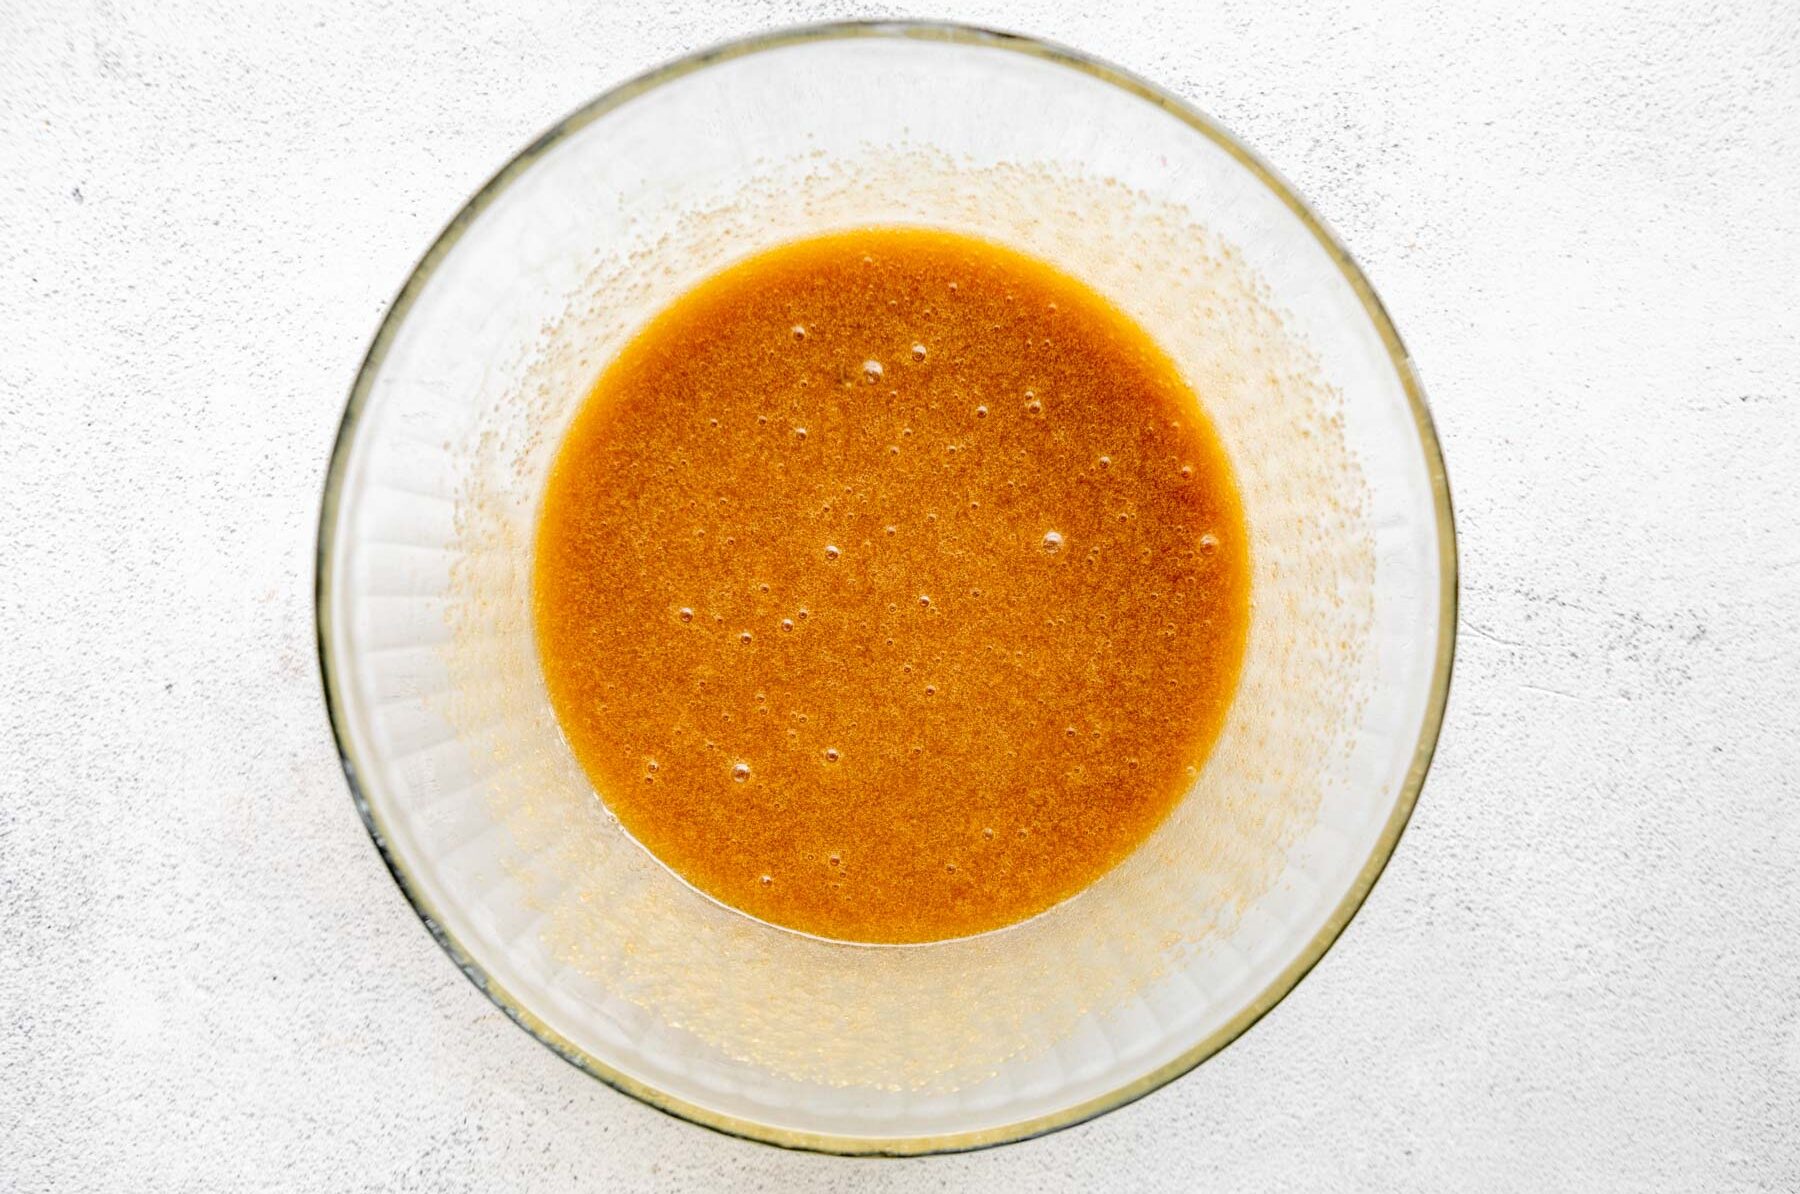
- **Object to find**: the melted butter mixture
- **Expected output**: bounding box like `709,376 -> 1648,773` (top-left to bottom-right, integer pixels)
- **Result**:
533,228 -> 1249,944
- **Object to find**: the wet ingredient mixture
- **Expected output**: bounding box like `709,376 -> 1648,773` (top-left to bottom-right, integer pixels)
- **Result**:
533,227 -> 1249,944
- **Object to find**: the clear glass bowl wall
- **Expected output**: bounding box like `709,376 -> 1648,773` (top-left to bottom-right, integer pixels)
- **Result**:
318,25 -> 1454,1154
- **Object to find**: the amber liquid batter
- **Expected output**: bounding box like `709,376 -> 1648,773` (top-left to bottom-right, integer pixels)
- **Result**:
533,228 -> 1249,944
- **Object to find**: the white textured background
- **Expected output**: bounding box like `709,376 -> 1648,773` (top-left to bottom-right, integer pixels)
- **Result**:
4,1 -> 1798,1189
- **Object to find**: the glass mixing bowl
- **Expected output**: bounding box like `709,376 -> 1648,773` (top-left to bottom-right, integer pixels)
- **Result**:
317,22 -> 1455,1154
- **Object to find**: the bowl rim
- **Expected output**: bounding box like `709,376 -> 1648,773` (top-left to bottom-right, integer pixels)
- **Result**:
315,18 -> 1458,1157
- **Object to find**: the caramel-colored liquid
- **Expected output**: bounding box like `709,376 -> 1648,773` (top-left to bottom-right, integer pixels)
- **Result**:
533,228 -> 1249,943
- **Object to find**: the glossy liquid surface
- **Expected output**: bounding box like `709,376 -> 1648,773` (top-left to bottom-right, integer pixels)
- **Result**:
534,228 -> 1249,943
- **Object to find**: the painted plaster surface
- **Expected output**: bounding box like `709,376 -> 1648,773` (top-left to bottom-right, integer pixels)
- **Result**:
3,2 -> 1797,1189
